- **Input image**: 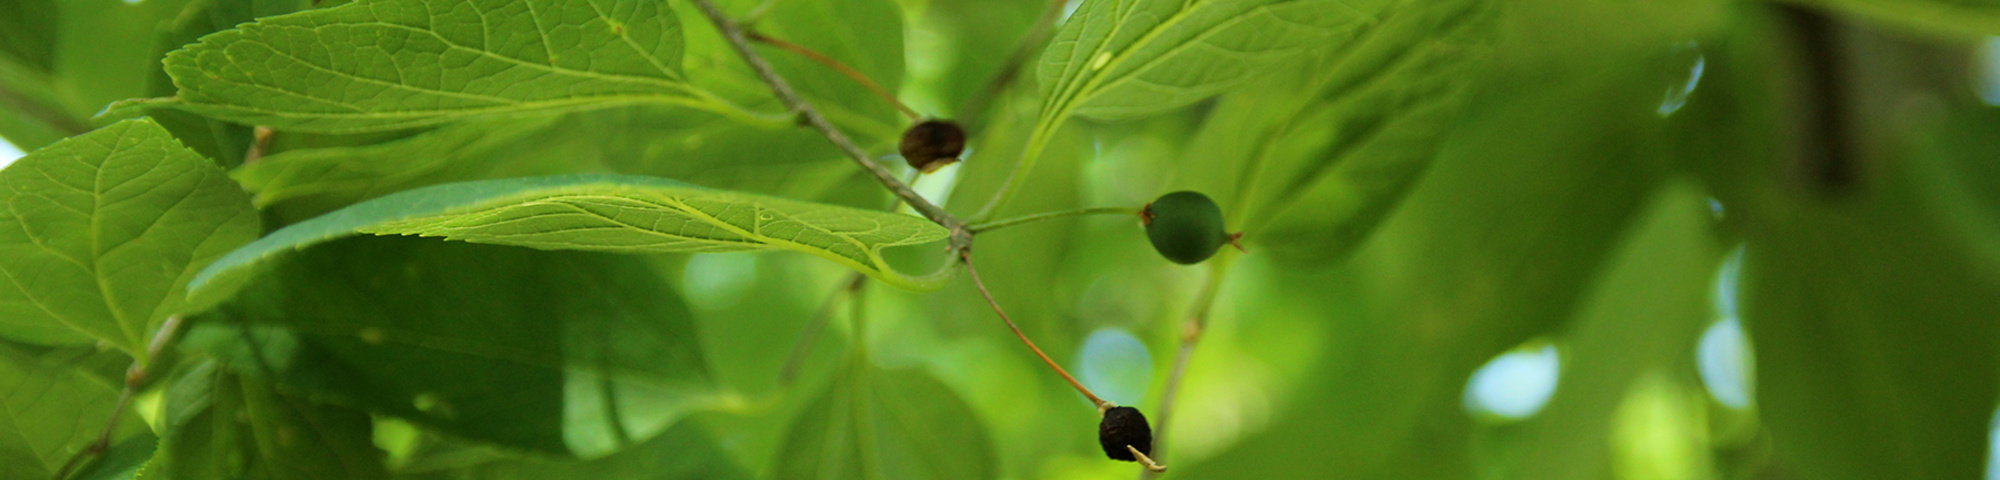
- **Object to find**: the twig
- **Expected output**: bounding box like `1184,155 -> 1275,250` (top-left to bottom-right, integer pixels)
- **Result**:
957,0 -> 1070,133
968,206 -> 1140,233
1141,257 -> 1233,479
689,0 -> 969,250
964,251 -> 1111,410
748,32 -> 921,121
242,126 -> 274,164
51,316 -> 187,480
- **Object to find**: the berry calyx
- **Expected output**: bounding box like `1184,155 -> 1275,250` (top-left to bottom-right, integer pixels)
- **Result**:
899,119 -> 966,173
1142,191 -> 1238,265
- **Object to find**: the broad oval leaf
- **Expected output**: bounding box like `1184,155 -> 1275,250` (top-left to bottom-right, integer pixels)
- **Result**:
1209,0 -> 1496,261
159,0 -> 716,133
190,174 -> 952,304
232,108 -> 861,218
187,237 -> 719,456
0,344 -> 152,480
396,422 -> 750,480
772,362 -> 999,480
1036,0 -> 1391,121
1743,162 -> 2000,480
153,361 -> 388,480
0,118 -> 260,352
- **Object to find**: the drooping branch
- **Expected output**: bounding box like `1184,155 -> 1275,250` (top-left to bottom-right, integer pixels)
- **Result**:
688,0 -> 970,248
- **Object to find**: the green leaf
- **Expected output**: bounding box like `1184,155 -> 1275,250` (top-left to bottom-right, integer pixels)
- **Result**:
396,421 -> 749,480
1173,44 -> 1674,479
912,0 -> 1044,114
1775,0 -> 2000,38
1741,158 -> 2000,480
141,0 -> 315,165
0,118 -> 260,351
1507,183 -> 1722,479
771,361 -> 999,480
0,0 -> 55,71
154,360 -> 388,480
1167,0 -> 1496,263
68,435 -> 155,480
1035,0 -> 1391,121
190,174 -> 952,301
0,343 -> 150,480
158,0 -> 724,133
666,0 -> 902,142
1238,0 -> 1495,257
188,237 -> 717,456
754,0 -> 907,130
233,114 -> 569,209
234,107 -> 862,218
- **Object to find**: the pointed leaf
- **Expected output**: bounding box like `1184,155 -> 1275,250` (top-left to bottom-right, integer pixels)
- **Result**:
153,361 -> 388,480
1743,162 -> 2000,480
191,174 -> 950,302
1036,0 -> 1391,121
159,0 -> 711,133
772,362 -> 999,480
232,108 -> 859,217
0,344 -> 150,480
187,237 -> 715,456
0,118 -> 259,351
398,422 -> 749,480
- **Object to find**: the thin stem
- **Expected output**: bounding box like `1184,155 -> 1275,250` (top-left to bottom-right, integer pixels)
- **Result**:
1142,254 -> 1235,479
777,273 -> 867,387
964,251 -> 1110,410
242,126 -> 274,165
971,119 -> 1061,222
958,0 -> 1069,133
689,0 -> 969,250
1128,446 -> 1169,473
968,206 -> 1140,233
597,356 -> 633,448
748,31 -> 921,122
52,316 -> 186,480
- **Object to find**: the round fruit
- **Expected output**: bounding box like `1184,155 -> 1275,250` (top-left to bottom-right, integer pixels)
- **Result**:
1098,406 -> 1154,462
899,119 -> 966,173
1143,191 -> 1231,264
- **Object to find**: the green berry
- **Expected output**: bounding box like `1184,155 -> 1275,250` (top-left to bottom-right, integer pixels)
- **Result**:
1143,191 -> 1232,265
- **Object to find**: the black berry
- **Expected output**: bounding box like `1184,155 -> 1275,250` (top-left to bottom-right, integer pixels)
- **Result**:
900,119 -> 966,173
1098,406 -> 1154,461
1142,191 -> 1233,265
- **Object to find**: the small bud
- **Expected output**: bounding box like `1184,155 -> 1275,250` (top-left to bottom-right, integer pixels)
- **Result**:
1098,406 -> 1154,462
900,119 -> 966,173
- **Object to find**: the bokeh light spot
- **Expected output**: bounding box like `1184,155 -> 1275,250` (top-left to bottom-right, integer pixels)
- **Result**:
1464,342 -> 1562,421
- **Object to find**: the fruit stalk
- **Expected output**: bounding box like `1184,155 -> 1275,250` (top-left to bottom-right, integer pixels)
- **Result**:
963,251 -> 1112,411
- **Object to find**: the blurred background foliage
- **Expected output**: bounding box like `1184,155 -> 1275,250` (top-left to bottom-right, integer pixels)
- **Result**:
2,0 -> 2000,478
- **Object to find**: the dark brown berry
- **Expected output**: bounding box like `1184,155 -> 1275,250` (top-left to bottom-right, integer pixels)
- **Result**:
1098,406 -> 1154,462
900,119 -> 966,173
